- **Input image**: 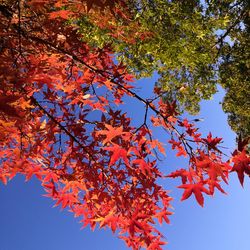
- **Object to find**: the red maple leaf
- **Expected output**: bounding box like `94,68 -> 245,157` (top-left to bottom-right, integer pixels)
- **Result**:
104,144 -> 129,166
231,150 -> 250,186
168,139 -> 187,157
0,95 -> 22,118
132,158 -> 152,176
166,169 -> 189,184
202,132 -> 222,151
178,183 -> 211,207
237,134 -> 250,152
155,210 -> 172,224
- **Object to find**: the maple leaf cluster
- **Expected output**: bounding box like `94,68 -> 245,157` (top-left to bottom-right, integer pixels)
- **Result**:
0,1 -> 249,249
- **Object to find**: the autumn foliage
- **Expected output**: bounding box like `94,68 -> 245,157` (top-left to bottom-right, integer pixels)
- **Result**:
0,1 -> 249,249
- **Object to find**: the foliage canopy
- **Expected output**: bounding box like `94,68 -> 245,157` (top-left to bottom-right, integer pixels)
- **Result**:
0,0 -> 249,249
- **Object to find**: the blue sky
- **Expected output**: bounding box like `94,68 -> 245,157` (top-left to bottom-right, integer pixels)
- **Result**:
0,77 -> 250,250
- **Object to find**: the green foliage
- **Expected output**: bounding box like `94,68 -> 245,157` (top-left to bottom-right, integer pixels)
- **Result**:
219,0 -> 250,138
76,0 -> 249,136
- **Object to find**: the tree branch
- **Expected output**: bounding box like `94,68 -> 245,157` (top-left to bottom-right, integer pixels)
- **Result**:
30,96 -> 93,159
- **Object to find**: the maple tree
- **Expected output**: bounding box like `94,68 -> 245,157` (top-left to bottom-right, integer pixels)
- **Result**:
0,1 -> 249,249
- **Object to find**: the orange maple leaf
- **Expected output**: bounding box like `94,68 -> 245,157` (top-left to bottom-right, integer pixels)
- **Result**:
49,10 -> 73,19
96,124 -> 130,144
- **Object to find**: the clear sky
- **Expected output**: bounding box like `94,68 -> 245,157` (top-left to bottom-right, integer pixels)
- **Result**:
0,77 -> 249,250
